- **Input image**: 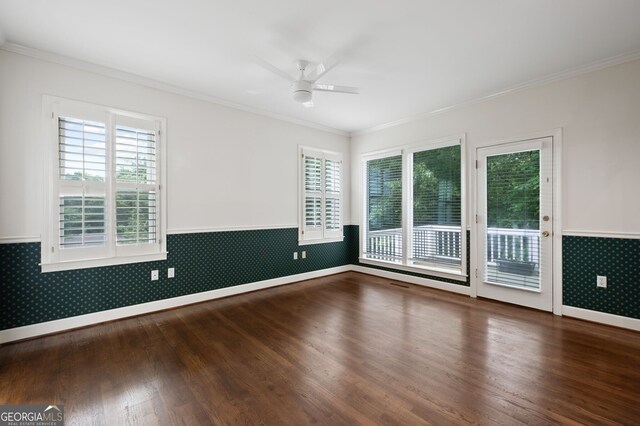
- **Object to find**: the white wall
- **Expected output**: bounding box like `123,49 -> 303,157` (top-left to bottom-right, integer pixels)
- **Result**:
0,49 -> 350,240
351,58 -> 640,235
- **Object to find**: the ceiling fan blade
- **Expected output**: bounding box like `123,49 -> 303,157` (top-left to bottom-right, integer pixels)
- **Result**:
313,84 -> 359,95
253,56 -> 294,82
303,100 -> 314,108
305,54 -> 341,83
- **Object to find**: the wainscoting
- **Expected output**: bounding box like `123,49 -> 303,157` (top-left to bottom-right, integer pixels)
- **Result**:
2,226 -> 639,341
0,227 -> 352,330
563,235 -> 640,319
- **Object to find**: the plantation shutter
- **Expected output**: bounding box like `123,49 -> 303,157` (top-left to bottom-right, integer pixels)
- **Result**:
411,145 -> 462,273
324,155 -> 342,239
56,116 -> 109,261
300,148 -> 343,242
114,115 -> 161,256
364,155 -> 403,262
302,150 -> 324,240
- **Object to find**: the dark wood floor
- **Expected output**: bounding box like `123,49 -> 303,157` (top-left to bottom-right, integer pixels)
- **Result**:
1,272 -> 639,425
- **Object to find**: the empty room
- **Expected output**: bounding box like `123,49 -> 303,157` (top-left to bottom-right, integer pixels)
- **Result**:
1,0 -> 639,424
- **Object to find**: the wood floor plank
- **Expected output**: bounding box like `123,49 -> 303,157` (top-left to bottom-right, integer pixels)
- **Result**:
1,271 -> 639,425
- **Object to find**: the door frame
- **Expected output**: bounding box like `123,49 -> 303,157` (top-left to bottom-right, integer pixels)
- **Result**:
470,128 -> 563,315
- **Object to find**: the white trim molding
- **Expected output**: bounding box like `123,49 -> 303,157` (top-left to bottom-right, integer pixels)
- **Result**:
0,224 -> 359,244
470,128 -> 563,315
167,224 -> 299,235
0,236 -> 41,244
562,306 -> 640,332
358,258 -> 467,282
0,43 -> 348,137
0,265 -> 351,344
562,230 -> 640,240
351,265 -> 471,296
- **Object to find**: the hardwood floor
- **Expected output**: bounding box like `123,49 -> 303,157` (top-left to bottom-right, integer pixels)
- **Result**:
1,271 -> 639,425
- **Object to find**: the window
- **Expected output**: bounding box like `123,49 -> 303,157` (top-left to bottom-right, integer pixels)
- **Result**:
299,147 -> 343,244
42,97 -> 166,271
361,137 -> 466,280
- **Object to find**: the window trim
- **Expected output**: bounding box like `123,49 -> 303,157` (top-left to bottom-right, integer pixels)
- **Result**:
359,135 -> 467,281
41,96 -> 167,272
298,145 -> 344,245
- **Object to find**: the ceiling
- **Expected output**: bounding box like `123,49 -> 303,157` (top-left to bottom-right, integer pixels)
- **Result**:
1,0 -> 640,133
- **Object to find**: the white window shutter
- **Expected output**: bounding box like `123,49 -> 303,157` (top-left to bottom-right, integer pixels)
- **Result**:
114,115 -> 161,257
324,155 -> 342,239
301,150 -> 324,241
300,148 -> 343,243
56,116 -> 109,262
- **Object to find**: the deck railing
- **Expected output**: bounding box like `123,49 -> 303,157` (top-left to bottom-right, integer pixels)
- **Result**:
365,225 -> 540,266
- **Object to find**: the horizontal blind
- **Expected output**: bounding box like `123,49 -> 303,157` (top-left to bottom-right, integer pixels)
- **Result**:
59,117 -> 106,182
411,145 -> 462,272
365,155 -> 402,262
58,117 -> 107,249
115,124 -> 158,246
485,149 -> 540,289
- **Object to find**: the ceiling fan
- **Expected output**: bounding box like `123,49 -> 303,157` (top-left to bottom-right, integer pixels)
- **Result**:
255,56 -> 359,107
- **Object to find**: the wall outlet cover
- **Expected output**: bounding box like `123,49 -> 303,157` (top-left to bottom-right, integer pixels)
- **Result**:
168,267 -> 175,278
151,270 -> 159,281
597,275 -> 607,288
302,251 -> 306,259
293,252 -> 298,260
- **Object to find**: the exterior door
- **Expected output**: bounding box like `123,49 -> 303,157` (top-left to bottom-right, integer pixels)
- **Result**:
476,137 -> 553,311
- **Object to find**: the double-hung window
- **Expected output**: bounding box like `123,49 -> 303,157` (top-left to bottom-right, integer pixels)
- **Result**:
42,97 -> 167,272
299,147 -> 343,244
361,137 -> 466,280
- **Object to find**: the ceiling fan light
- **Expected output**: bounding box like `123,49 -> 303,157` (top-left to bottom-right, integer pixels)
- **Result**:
293,90 -> 312,103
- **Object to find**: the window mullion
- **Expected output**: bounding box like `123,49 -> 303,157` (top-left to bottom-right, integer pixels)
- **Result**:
402,150 -> 411,266
321,155 -> 326,239
107,112 -> 116,257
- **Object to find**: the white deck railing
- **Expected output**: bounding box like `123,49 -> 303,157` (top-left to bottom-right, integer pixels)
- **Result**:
365,225 -> 539,265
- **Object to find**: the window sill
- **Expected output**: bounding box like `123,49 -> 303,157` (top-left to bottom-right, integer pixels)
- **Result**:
298,236 -> 344,246
41,252 -> 168,273
358,257 -> 467,282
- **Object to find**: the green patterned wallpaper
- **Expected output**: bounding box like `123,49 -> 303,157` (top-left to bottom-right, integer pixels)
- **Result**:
563,236 -> 640,319
2,228 -> 638,331
0,228 -> 351,330
347,225 -> 471,286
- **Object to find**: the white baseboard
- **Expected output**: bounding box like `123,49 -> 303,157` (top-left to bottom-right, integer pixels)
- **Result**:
562,306 -> 640,332
0,265 -> 351,344
351,265 -> 471,296
9,266 -> 637,344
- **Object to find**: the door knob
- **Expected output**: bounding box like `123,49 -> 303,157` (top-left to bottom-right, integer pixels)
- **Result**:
542,231 -> 550,237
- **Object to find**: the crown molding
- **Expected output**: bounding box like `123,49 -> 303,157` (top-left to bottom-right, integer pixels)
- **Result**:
351,49 -> 640,136
0,42 -> 349,137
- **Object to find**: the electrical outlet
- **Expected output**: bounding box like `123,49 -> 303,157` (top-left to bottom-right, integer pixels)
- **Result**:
151,270 -> 159,281
293,252 -> 298,260
168,267 -> 175,278
302,251 -> 306,259
597,275 -> 607,288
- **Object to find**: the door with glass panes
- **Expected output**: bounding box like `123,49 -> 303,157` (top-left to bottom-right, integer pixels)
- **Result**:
476,137 -> 553,311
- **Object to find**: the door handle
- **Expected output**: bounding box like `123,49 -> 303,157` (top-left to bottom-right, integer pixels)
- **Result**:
541,231 -> 550,237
